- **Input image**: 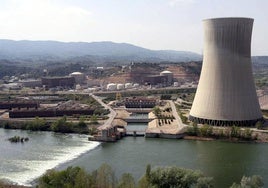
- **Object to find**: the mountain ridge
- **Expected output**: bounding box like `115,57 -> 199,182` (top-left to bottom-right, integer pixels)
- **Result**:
0,39 -> 202,63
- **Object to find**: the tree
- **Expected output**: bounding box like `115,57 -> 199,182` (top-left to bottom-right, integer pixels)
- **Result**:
51,116 -> 74,133
153,107 -> 161,117
77,119 -> 87,128
90,114 -> 98,125
240,128 -> 253,141
196,177 -> 214,188
230,175 -> 263,188
187,122 -> 199,136
138,164 -> 151,188
38,166 -> 94,188
255,121 -> 263,130
96,163 -> 117,188
148,166 -> 213,188
26,117 -> 47,131
117,173 -> 136,188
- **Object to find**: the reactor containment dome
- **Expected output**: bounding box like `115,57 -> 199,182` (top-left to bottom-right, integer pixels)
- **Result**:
189,17 -> 263,126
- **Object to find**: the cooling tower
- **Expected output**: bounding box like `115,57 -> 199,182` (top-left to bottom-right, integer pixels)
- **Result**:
189,17 -> 263,126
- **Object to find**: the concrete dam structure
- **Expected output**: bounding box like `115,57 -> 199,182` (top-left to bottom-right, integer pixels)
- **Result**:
189,17 -> 263,126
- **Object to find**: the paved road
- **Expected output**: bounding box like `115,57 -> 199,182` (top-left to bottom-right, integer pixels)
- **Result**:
168,100 -> 187,128
89,94 -> 116,130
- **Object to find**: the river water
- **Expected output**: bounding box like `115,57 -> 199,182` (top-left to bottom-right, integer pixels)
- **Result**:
0,128 -> 100,186
0,128 -> 268,188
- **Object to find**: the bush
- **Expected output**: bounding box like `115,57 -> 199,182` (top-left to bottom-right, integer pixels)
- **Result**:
199,124 -> 213,137
51,116 -> 74,133
38,166 -> 94,188
77,120 -> 87,128
241,128 -> 253,141
3,122 -> 10,129
230,175 -> 263,188
255,121 -> 263,130
148,166 -> 213,188
26,117 -> 47,131
230,126 -> 241,138
187,122 -> 199,136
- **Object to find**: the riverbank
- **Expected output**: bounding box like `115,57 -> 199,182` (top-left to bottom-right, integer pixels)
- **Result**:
182,126 -> 268,143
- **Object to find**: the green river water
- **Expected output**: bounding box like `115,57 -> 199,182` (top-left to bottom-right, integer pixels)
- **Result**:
60,135 -> 268,188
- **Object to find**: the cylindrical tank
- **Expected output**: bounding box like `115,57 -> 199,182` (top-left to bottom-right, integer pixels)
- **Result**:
125,83 -> 133,89
107,83 -> 117,91
173,82 -> 179,87
189,17 -> 262,126
117,84 -> 124,90
160,70 -> 173,85
133,83 -> 139,88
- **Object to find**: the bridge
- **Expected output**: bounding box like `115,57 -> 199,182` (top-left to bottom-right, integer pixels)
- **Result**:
122,118 -> 154,123
126,130 -> 145,137
125,108 -> 152,113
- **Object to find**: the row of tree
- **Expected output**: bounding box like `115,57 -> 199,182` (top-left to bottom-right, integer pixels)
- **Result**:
36,164 -> 263,188
1,116 -> 97,134
187,123 -> 258,141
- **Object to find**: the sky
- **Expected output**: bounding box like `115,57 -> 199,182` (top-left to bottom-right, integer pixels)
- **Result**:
0,0 -> 268,55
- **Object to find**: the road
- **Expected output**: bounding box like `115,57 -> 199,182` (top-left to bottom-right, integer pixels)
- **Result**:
168,100 -> 187,128
89,94 -> 116,130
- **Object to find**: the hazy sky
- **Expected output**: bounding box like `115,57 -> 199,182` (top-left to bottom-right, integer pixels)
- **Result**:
0,0 -> 267,55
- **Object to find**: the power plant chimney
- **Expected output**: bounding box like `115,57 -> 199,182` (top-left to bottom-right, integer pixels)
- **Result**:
189,17 -> 263,126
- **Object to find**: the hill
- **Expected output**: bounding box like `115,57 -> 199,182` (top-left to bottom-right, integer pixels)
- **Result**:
0,39 -> 201,63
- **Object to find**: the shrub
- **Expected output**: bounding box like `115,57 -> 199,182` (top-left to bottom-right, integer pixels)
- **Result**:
255,121 -> 263,130
187,122 -> 199,136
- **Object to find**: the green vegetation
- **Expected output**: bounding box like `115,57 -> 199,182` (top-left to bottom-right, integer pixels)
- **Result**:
153,106 -> 175,126
8,136 -> 29,143
255,121 -> 264,130
175,104 -> 188,124
36,164 -> 264,188
255,76 -> 268,89
147,166 -> 213,188
152,106 -> 161,117
26,117 -> 48,131
51,116 -> 89,134
0,116 -> 91,134
230,175 -> 263,188
160,94 -> 172,100
186,124 -> 257,141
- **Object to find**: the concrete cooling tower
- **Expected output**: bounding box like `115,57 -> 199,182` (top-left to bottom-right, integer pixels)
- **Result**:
189,17 -> 263,126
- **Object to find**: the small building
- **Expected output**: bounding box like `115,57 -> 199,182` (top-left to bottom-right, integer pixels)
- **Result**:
41,77 -> 75,89
125,97 -> 157,108
19,79 -> 42,88
143,75 -> 168,87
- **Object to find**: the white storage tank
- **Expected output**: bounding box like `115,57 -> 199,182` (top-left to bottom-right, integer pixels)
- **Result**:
125,83 -> 133,89
173,82 -> 179,87
107,83 -> 117,91
133,83 -> 139,88
117,84 -> 124,90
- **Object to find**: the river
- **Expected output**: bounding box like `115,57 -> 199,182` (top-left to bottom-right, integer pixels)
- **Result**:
0,128 -> 268,188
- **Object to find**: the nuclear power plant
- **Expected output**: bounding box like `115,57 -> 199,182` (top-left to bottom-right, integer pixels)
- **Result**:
189,17 -> 263,126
